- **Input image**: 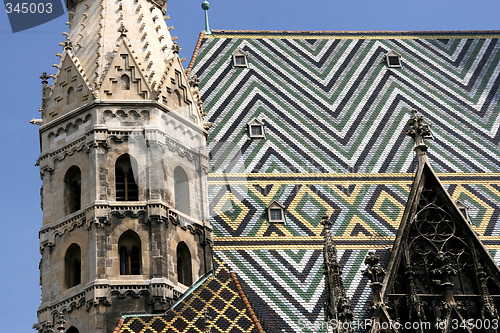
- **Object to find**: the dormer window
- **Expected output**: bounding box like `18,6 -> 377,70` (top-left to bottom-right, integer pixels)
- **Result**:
267,201 -> 285,223
232,49 -> 248,68
456,200 -> 471,224
248,118 -> 265,138
385,50 -> 402,68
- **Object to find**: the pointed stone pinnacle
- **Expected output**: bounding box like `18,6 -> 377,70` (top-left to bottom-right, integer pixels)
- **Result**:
118,22 -> 128,37
172,42 -> 181,54
40,72 -> 50,84
189,75 -> 201,87
64,39 -> 73,51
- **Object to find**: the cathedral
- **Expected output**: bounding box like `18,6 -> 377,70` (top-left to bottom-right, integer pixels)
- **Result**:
32,0 -> 500,332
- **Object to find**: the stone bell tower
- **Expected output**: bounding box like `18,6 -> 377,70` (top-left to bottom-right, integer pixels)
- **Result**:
33,0 -> 212,332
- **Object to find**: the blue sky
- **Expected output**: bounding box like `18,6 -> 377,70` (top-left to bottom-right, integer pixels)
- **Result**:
0,0 -> 499,331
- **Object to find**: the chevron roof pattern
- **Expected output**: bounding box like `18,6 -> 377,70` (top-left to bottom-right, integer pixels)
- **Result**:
187,30 -> 500,332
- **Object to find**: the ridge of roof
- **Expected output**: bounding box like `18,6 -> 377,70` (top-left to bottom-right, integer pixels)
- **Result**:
204,29 -> 500,36
186,30 -> 206,77
230,271 -> 266,333
188,28 -> 500,76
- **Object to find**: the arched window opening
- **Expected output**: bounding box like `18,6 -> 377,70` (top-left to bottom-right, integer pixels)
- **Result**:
65,244 -> 81,288
121,74 -> 130,90
115,154 -> 139,201
67,87 -> 75,104
66,327 -> 80,333
118,230 -> 141,275
64,166 -> 81,215
177,242 -> 192,286
174,167 -> 190,215
173,90 -> 182,107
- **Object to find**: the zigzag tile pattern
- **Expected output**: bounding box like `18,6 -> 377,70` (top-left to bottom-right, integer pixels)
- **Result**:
215,249 -> 387,332
190,31 -> 500,332
192,32 -> 500,174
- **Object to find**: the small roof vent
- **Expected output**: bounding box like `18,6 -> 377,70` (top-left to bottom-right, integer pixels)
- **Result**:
232,49 -> 248,68
247,118 -> 265,138
385,50 -> 402,68
267,201 -> 285,223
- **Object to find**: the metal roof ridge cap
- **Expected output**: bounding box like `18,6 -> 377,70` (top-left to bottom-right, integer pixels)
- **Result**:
164,269 -> 214,313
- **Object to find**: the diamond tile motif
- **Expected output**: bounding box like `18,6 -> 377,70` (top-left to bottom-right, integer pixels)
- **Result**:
187,30 -> 500,332
117,261 -> 259,333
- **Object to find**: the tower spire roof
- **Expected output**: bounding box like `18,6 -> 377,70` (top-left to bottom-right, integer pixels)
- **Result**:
60,0 -> 174,92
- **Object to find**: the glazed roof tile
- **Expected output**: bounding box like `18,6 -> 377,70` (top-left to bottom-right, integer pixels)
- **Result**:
189,30 -> 500,331
116,262 -> 262,333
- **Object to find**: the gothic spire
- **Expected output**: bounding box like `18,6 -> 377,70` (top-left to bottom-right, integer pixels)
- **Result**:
59,0 -> 174,93
322,215 -> 353,332
367,110 -> 500,332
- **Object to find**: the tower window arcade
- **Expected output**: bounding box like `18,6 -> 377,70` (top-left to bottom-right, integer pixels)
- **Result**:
64,166 -> 81,215
176,242 -> 192,286
64,244 -> 81,288
115,154 -> 139,201
174,166 -> 190,215
118,230 -> 141,275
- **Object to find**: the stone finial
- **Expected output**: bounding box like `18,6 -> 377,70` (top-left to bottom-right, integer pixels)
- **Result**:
118,22 -> 128,37
362,252 -> 386,283
55,312 -> 66,333
189,74 -> 201,87
172,42 -> 181,54
33,321 -> 54,333
64,39 -> 73,51
320,214 -> 332,229
40,72 -> 50,84
406,109 -> 431,150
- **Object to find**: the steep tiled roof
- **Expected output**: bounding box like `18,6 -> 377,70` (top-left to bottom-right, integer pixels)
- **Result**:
116,261 -> 262,333
190,30 -> 500,331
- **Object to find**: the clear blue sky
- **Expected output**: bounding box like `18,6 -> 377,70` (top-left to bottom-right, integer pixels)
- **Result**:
0,1 -> 499,331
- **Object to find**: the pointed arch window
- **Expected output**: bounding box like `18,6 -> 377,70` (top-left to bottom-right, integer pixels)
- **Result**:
118,230 -> 141,275
64,166 -> 81,215
64,244 -> 81,288
67,87 -> 75,104
174,166 -> 190,215
232,49 -> 248,68
267,201 -> 285,223
121,74 -> 130,90
115,154 -> 139,201
177,242 -> 192,286
173,90 -> 182,108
